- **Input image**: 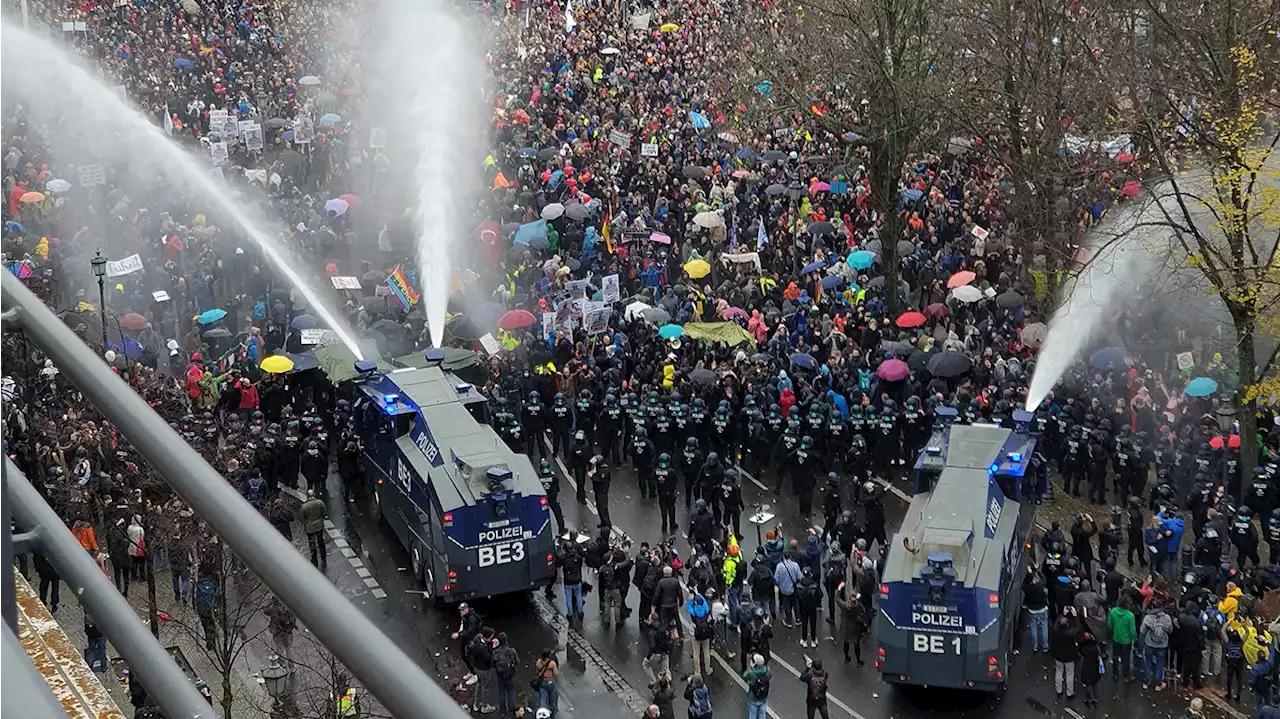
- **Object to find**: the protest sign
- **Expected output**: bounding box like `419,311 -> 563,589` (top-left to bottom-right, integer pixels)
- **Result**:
1177,352 -> 1195,372
542,312 -> 556,339
210,142 -> 229,164
152,290 -> 171,302
640,143 -> 659,157
566,280 -> 590,299
208,110 -> 228,134
369,128 -> 387,148
77,164 -> 106,187
243,124 -> 263,151
74,21 -> 86,31
330,276 -> 362,290
608,129 -> 632,148
601,274 -> 620,303
105,253 -> 144,278
478,333 -> 503,355
300,329 -> 328,345
582,301 -> 611,335
970,224 -> 989,240
374,284 -> 393,297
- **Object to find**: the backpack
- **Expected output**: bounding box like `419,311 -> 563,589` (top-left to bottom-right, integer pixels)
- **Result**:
196,578 -> 216,612
749,673 -> 770,701
807,672 -> 827,701
246,475 -> 265,507
691,686 -> 711,717
495,647 -> 517,679
597,561 -> 616,590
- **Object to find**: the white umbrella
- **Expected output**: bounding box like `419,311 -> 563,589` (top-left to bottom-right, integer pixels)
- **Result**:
952,285 -> 983,303
600,47 -> 621,55
45,178 -> 71,193
693,211 -> 724,229
298,75 -> 321,86
541,203 -> 565,220
180,0 -> 200,13
624,301 -> 653,321
324,198 -> 349,216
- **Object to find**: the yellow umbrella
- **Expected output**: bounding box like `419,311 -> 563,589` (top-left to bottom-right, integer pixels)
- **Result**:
683,258 -> 711,279
659,22 -> 679,32
19,191 -> 46,204
260,355 -> 294,374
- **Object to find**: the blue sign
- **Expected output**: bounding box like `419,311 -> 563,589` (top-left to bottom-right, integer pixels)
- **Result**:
411,416 -> 445,467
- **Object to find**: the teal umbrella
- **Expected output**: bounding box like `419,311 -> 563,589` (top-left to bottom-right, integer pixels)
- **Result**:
658,324 -> 684,340
847,251 -> 875,270
197,308 -> 227,325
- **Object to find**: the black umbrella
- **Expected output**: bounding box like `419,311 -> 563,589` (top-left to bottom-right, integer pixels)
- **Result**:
682,166 -> 707,180
536,147 -> 559,162
564,203 -> 589,222
280,150 -> 304,168
204,327 -> 233,339
750,352 -> 774,364
996,291 -> 1024,309
863,239 -> 882,254
802,155 -> 827,166
765,183 -> 787,196
689,368 -> 718,385
446,316 -> 483,341
897,240 -> 916,256
927,351 -> 973,379
372,319 -> 409,337
881,339 -> 914,357
808,221 -> 835,236
362,270 -> 387,286
906,349 -> 931,372
265,117 -> 289,129
762,150 -> 788,163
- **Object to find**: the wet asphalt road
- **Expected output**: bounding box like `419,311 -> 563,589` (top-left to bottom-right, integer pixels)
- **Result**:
310,449 -> 1234,719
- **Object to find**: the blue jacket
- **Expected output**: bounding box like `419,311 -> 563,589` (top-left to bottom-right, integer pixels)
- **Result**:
1160,515 -> 1185,552
1143,525 -> 1165,554
687,594 -> 710,620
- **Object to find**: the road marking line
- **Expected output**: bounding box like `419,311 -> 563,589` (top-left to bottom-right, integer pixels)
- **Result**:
333,537 -> 349,548
371,588 -> 387,599
560,457 -> 866,719
362,577 -> 380,588
355,567 -> 371,578
340,547 -> 357,558
350,558 -> 364,568
323,518 -> 335,528
1196,688 -> 1249,719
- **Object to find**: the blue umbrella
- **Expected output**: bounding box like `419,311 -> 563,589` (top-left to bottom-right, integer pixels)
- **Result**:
196,308 -> 227,325
5,221 -> 25,233
280,129 -> 296,141
1184,376 -> 1219,397
658,324 -> 684,340
1089,346 -> 1127,371
514,220 -> 550,249
291,314 -> 318,330
820,275 -> 845,290
900,188 -> 924,205
319,113 -> 342,125
847,250 -> 875,270
790,352 -> 817,369
800,260 -> 825,275
518,147 -> 537,158
735,147 -> 758,161
173,57 -> 194,70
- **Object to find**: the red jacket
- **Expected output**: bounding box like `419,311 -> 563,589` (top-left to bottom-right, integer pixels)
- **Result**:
238,384 -> 259,409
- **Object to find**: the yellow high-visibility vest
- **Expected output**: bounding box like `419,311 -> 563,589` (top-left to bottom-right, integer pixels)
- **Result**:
336,688 -> 357,717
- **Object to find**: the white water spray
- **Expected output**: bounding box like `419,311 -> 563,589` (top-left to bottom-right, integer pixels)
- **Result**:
1024,199 -> 1161,410
373,0 -> 486,348
2,22 -> 364,359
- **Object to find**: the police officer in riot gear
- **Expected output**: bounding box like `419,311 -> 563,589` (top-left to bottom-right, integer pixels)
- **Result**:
742,401 -> 768,477
550,393 -> 574,458
793,436 -> 819,518
722,469 -> 745,539
824,408 -> 846,474
902,397 -> 927,458
1063,420 -> 1088,497
861,480 -> 887,550
539,459 -> 565,532
569,430 -> 591,503
1249,468 -> 1274,527
774,420 -> 802,494
589,455 -> 612,527
874,405 -> 900,473
523,391 -> 548,460
821,473 -> 842,541
652,406 -> 674,456
632,427 -> 657,499
1267,509 -> 1280,560
600,394 -> 624,465
576,390 -> 598,450
1230,505 -> 1261,569
282,420 -> 302,489
655,453 -> 678,535
711,401 -> 734,458
702,452 -> 726,525
690,397 -> 710,448
681,437 -> 705,510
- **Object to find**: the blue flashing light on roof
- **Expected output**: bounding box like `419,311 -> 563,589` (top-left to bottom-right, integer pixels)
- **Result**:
424,348 -> 446,365
354,359 -> 378,374
456,382 -> 473,395
384,393 -> 399,404
989,462 -> 1000,476
1008,452 -> 1023,462
487,467 -> 513,483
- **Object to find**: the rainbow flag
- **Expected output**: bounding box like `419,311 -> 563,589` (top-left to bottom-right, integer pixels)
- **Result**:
386,265 -> 420,309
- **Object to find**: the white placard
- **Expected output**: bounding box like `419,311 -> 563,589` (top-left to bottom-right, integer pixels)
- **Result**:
375,284 -> 393,297
630,12 -> 651,29
1177,352 -> 1195,372
299,328 -> 327,345
608,129 -> 632,147
330,276 -> 361,290
970,224 -> 989,240
478,333 -> 503,355
208,109 -> 228,134
152,290 -> 171,302
74,21 -> 87,31
238,120 -> 256,134
210,141 -> 229,165
601,273 -> 620,303
369,128 -> 386,149
105,253 -> 144,277
243,124 -> 263,151
62,21 -> 74,31
77,164 -> 106,187
640,143 -> 659,157
542,311 -> 556,339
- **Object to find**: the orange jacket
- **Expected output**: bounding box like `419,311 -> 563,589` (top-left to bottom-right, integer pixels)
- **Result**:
73,525 -> 99,553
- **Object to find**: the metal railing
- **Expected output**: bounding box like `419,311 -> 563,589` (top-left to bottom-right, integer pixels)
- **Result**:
2,273 -> 466,719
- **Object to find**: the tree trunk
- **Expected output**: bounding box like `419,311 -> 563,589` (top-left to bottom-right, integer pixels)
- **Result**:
1235,316 -> 1259,478
222,672 -> 233,719
868,141 -> 904,318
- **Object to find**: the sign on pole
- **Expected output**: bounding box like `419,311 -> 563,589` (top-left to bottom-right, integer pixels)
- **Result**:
640,143 -> 659,157
608,129 -> 632,148
1176,352 -> 1195,372
330,276 -> 362,290
77,164 -> 106,188
601,273 -> 620,303
210,141 -> 229,165
243,125 -> 264,151
105,253 -> 144,278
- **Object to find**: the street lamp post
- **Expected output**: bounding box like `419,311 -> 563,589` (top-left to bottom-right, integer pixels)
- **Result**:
261,655 -> 291,719
90,250 -> 108,348
1216,398 -> 1237,490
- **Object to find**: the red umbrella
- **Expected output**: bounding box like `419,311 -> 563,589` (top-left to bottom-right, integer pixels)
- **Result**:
895,311 -> 927,329
118,312 -> 149,330
947,270 -> 976,288
338,193 -> 361,213
1209,434 -> 1242,450
877,358 -> 910,382
498,309 -> 536,330
925,302 -> 950,318
1121,180 -> 1141,197
1116,152 -> 1135,163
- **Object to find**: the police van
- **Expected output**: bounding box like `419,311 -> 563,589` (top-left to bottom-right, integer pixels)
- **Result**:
353,351 -> 555,601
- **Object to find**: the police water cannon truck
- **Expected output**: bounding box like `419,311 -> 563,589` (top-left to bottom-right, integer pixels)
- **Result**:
876,412 -> 1038,692
352,349 -> 555,602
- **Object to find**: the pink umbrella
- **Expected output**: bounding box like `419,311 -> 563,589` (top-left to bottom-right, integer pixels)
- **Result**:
877,358 -> 910,382
723,306 -> 747,320
731,169 -> 750,179
650,232 -> 672,245
1121,180 -> 1141,197
809,181 -> 831,195
1115,152 -> 1135,163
